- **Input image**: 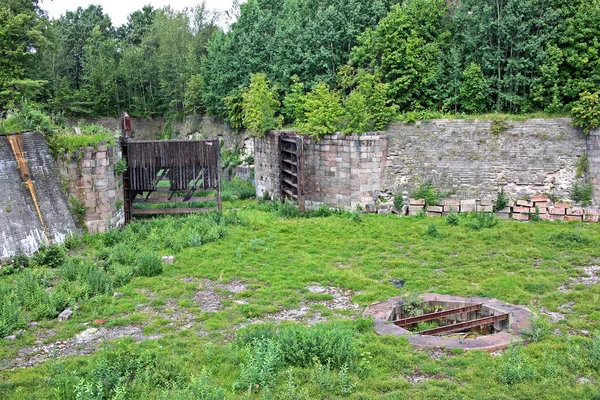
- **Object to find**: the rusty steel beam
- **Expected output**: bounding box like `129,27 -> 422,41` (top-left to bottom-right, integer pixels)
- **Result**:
418,314 -> 509,336
392,304 -> 483,327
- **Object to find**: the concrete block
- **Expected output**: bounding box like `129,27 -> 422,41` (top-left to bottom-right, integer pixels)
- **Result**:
410,198 -> 426,206
162,256 -> 175,264
479,199 -> 493,206
512,213 -> 529,221
531,195 -> 549,202
460,199 -> 477,212
476,205 -> 493,212
555,201 -> 571,209
427,206 -> 443,213
584,215 -> 600,222
516,200 -> 534,207
408,206 -> 424,215
566,215 -> 583,222
58,308 -> 72,321
496,207 -> 511,214
567,208 -> 584,216
513,206 -> 530,213
550,215 -> 565,221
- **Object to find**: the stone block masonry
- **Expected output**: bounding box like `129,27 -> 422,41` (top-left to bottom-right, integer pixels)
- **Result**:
57,144 -> 124,234
255,118 -> 597,211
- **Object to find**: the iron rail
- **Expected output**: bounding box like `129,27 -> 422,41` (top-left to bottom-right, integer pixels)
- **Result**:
392,304 -> 483,327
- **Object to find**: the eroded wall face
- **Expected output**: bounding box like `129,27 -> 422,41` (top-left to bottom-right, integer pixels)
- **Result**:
384,119 -> 587,200
0,133 -> 79,259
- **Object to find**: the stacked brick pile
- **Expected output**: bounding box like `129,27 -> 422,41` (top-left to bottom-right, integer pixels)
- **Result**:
406,195 -> 599,223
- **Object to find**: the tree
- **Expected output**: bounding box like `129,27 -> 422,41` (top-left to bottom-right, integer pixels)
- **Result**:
460,63 -> 488,113
300,81 -> 344,139
242,73 -> 282,137
0,0 -> 47,110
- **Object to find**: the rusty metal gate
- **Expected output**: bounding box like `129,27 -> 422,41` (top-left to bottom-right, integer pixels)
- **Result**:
120,114 -> 221,223
280,135 -> 303,209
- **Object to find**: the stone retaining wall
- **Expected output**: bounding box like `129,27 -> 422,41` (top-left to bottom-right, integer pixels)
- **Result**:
57,144 -> 124,234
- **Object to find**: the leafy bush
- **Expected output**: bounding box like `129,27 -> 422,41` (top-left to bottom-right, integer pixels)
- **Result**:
426,224 -> 441,238
411,183 -> 443,207
0,289 -> 26,337
222,178 -> 256,200
460,63 -> 489,113
548,231 -> 591,247
85,267 -> 113,297
234,337 -> 282,393
59,257 -> 87,282
242,73 -> 282,137
521,316 -> 552,343
572,91 -> 600,133
572,181 -> 593,206
300,81 -> 344,139
224,89 -> 245,131
68,195 -> 87,226
136,254 -> 163,277
447,213 -> 459,226
114,158 -> 127,175
48,124 -> 115,160
466,212 -> 499,230
30,244 -> 66,269
493,188 -> 509,212
282,75 -> 306,125
0,103 -> 56,135
393,193 -> 403,210
497,344 -> 535,385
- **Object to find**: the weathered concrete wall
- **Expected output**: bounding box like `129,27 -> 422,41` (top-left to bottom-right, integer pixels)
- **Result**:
57,144 -> 124,234
384,119 -> 587,201
0,133 -> 79,259
255,118 -> 594,211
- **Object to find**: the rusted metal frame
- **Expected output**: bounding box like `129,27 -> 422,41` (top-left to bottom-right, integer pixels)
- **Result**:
418,313 -> 509,336
392,304 -> 483,327
297,136 -> 304,211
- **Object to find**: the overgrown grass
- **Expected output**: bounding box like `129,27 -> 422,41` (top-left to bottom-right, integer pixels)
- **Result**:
2,204 -> 600,399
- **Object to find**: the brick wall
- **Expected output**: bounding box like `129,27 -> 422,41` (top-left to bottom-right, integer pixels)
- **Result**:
57,144 -> 124,234
254,131 -> 281,199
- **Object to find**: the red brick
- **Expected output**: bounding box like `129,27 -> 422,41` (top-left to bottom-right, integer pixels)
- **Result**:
513,206 -> 530,213
567,208 -> 584,216
539,213 -> 551,220
584,208 -> 600,216
555,201 -> 571,209
516,200 -> 534,207
584,215 -> 600,222
512,213 -> 529,221
533,202 -> 548,208
565,215 -> 583,222
536,207 -> 547,214
549,207 -> 565,215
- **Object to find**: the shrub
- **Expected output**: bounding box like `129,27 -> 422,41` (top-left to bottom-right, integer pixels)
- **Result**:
282,75 -> 306,125
242,73 -> 282,137
222,178 -> 256,200
447,213 -> 459,226
572,91 -> 600,134
30,244 -> 66,268
411,183 -> 443,207
234,337 -> 282,393
466,212 -> 499,230
85,267 -> 113,297
548,231 -> 591,247
393,193 -> 403,210
48,124 -> 115,160
342,90 -> 369,134
460,63 -> 489,113
114,158 -> 127,175
0,289 -> 26,337
521,316 -> 551,343
137,254 -> 163,277
111,264 -> 135,287
68,195 -> 87,226
497,344 -> 535,385
493,188 -> 509,212
572,181 -> 593,206
60,257 -> 86,282
426,224 -> 441,238
0,103 -> 56,135
300,81 -> 344,139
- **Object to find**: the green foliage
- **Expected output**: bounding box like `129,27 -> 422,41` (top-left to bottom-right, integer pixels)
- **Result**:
411,183 -> 442,207
184,74 -> 205,115
0,103 -> 56,135
223,89 -> 245,132
84,266 -> 113,297
222,178 -> 256,200
521,316 -> 552,343
446,212 -> 459,226
497,345 -> 535,385
0,288 -> 26,337
572,92 -> 600,133
282,76 -> 306,125
242,73 -> 282,137
48,124 -> 115,159
68,195 -> 87,226
425,224 -> 441,238
30,244 -> 66,269
572,181 -> 593,206
460,63 -> 488,113
393,193 -> 403,210
548,231 -> 591,247
342,90 -> 369,134
114,158 -> 127,175
136,254 -> 163,277
234,337 -> 282,393
490,117 -> 508,134
466,212 -> 499,231
299,81 -> 344,139
493,188 -> 509,212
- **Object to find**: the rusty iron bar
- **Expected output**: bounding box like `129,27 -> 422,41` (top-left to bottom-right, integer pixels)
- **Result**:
392,304 -> 483,327
418,313 -> 509,336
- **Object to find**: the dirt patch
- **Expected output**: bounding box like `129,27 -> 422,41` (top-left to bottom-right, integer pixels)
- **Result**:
559,266 -> 600,292
539,307 -> 567,323
304,284 -> 360,312
0,326 -> 162,370
190,278 -> 248,312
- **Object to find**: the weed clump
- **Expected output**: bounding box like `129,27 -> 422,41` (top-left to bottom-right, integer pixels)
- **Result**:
136,254 -> 163,277
497,344 -> 535,385
447,212 -> 459,226
548,231 -> 591,247
466,212 -> 499,230
411,183 -> 443,207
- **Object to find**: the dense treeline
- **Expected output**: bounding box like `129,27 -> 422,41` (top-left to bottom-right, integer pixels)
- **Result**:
1,0 -> 600,134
